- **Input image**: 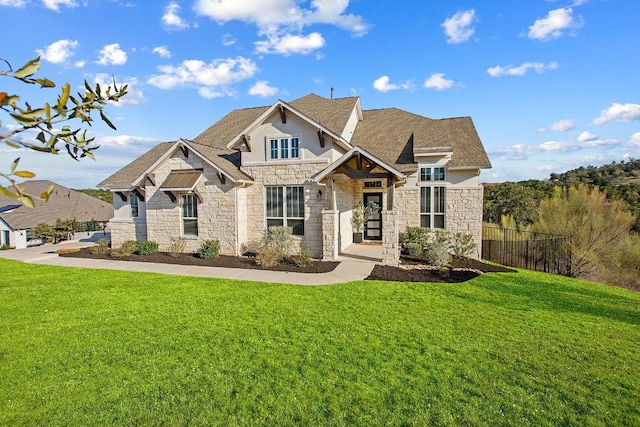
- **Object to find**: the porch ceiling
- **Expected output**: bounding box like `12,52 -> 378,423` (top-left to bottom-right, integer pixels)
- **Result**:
313,146 -> 406,183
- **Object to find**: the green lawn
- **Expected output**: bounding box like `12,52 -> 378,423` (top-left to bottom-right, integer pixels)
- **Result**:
1,259 -> 638,426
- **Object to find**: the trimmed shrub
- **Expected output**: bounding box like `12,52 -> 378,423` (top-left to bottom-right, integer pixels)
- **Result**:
255,226 -> 296,267
404,242 -> 423,257
403,227 -> 431,249
136,240 -> 158,256
90,238 -> 110,255
168,237 -> 187,257
54,248 -> 80,255
198,240 -> 220,260
290,242 -> 313,267
119,240 -> 138,256
424,229 -> 451,267
451,231 -> 477,258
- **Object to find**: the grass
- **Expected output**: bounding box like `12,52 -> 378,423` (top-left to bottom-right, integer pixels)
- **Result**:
1,259 -> 639,426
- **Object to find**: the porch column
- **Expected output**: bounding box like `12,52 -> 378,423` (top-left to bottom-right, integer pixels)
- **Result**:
382,210 -> 399,266
322,209 -> 339,261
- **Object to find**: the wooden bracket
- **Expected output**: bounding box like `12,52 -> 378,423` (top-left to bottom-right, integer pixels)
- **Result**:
317,129 -> 325,148
145,174 -> 156,186
279,105 -> 286,123
115,191 -> 127,202
180,145 -> 189,158
217,172 -> 226,185
164,191 -> 177,203
242,134 -> 251,152
133,187 -> 145,202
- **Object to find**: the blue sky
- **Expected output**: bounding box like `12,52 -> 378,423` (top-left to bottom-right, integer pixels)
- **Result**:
2,0 -> 639,188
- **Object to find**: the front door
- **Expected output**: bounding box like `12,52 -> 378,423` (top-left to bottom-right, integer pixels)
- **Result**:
363,193 -> 382,240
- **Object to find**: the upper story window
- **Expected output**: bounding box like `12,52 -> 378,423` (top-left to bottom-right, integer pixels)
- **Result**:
419,167 -> 446,182
129,194 -> 139,218
269,137 -> 300,160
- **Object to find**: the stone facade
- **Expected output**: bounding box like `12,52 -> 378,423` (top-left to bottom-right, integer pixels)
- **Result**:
445,187 -> 484,258
109,218 -> 147,248
242,162 -> 328,258
142,150 -> 238,254
381,210 -> 399,266
321,210 -> 339,260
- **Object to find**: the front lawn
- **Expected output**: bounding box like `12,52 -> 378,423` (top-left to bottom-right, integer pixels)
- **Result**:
1,259 -> 638,426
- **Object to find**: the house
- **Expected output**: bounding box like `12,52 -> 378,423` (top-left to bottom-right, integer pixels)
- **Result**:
99,94 -> 491,264
0,180 -> 113,249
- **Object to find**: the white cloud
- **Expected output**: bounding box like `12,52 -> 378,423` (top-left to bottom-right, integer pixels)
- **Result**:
162,1 -> 190,30
578,131 -> 597,142
372,75 -> 412,93
248,80 -> 279,97
487,62 -> 558,77
98,135 -> 158,148
491,136 -> 621,161
147,57 -> 258,98
629,132 -> 640,147
528,8 -> 583,41
540,119 -> 575,132
36,39 -> 78,64
423,73 -> 457,90
74,60 -> 85,68
194,0 -> 368,36
152,46 -> 171,58
42,0 -> 77,11
222,33 -> 237,46
94,73 -> 146,106
96,43 -> 127,65
0,0 -> 26,6
591,103 -> 640,126
441,9 -> 476,44
255,32 -> 325,55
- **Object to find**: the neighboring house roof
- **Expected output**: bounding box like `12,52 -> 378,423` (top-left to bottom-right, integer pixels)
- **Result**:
0,180 -> 113,230
99,93 -> 491,189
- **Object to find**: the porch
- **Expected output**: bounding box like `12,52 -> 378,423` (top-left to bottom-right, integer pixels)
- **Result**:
338,242 -> 383,263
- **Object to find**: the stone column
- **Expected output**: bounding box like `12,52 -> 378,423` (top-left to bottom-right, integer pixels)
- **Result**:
382,210 -> 399,266
322,209 -> 339,261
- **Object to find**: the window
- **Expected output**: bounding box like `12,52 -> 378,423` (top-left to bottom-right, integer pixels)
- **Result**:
266,186 -> 305,235
181,194 -> 198,236
269,137 -> 301,160
130,194 -> 139,218
364,181 -> 382,188
420,186 -> 445,229
419,167 -> 445,181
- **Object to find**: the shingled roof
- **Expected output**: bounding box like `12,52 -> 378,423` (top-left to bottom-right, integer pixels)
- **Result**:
0,180 -> 113,230
98,93 -> 490,189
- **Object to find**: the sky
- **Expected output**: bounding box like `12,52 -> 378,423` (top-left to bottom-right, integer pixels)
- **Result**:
1,0 -> 640,188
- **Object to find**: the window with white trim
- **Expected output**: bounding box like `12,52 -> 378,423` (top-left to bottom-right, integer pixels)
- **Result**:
419,167 -> 445,181
130,194 -> 139,218
266,186 -> 305,235
269,137 -> 300,160
420,186 -> 445,229
181,194 -> 198,236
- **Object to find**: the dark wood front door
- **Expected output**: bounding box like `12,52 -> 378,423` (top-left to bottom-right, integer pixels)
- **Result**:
363,193 -> 382,240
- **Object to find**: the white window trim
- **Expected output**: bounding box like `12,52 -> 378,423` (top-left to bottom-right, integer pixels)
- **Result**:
265,186 -> 305,236
181,193 -> 198,237
266,135 -> 302,161
129,194 -> 139,218
419,166 -> 446,182
420,185 -> 446,229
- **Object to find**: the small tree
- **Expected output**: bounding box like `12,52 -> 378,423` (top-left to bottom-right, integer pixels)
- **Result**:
1,56 -> 127,206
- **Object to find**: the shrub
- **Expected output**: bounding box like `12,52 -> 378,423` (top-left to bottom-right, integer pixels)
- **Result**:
90,238 -> 110,255
255,226 -> 296,267
119,240 -> 138,256
198,240 -> 220,260
404,242 -> 423,257
403,227 -> 431,249
168,237 -> 187,257
451,232 -> 477,258
290,242 -> 313,268
136,240 -> 158,256
0,244 -> 11,251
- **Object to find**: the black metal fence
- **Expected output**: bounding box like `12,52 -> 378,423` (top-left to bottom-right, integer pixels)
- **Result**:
482,226 -> 572,275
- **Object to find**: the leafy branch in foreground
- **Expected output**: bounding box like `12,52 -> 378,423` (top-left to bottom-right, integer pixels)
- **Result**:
0,56 -> 128,206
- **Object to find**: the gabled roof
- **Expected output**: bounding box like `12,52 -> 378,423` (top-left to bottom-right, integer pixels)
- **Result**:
98,139 -> 252,190
288,93 -> 361,137
352,108 -> 491,172
313,146 -> 406,183
0,180 -> 113,230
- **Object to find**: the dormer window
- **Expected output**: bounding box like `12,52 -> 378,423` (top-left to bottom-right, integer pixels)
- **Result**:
419,167 -> 445,181
269,137 -> 300,160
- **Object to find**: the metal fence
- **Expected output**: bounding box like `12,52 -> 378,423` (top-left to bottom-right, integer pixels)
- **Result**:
482,226 -> 572,275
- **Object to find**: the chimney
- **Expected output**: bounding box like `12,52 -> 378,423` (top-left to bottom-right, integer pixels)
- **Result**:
330,87 -> 334,100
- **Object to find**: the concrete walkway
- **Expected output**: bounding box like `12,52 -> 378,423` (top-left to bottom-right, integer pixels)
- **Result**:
0,237 -> 377,286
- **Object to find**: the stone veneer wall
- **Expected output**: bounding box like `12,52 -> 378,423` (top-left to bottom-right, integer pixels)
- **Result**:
445,187 -> 484,259
392,185 -> 484,259
143,151 -> 238,254
322,210 -> 339,260
381,210 -> 399,265
242,162 -> 328,258
109,219 -> 147,248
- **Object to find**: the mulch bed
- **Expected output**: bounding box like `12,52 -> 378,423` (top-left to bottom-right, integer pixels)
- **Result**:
62,248 -> 515,283
365,255 -> 516,283
61,247 -> 339,273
